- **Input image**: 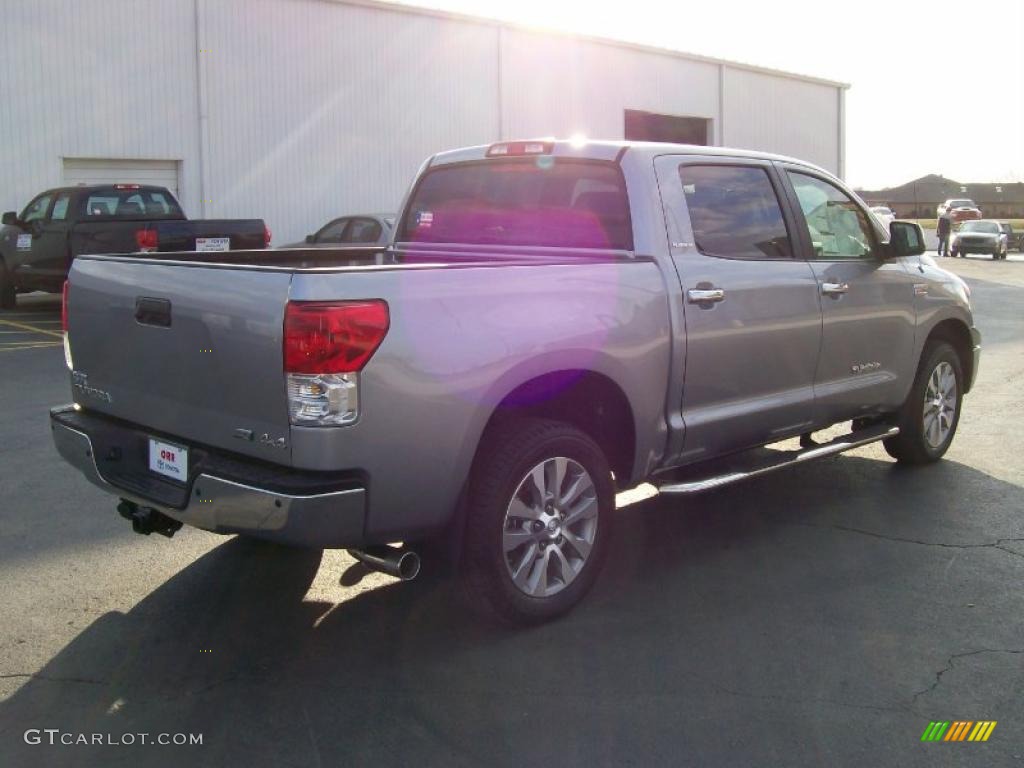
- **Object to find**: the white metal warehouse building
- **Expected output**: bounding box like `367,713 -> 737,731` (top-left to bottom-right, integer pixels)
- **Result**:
0,0 -> 848,245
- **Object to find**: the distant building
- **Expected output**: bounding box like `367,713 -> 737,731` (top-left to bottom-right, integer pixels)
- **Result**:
857,175 -> 1024,219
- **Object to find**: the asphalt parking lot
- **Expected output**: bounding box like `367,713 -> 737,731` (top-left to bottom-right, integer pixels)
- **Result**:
1,254 -> 1022,767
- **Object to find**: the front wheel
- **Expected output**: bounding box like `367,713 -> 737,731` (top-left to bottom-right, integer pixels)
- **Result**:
884,341 -> 963,464
461,418 -> 613,625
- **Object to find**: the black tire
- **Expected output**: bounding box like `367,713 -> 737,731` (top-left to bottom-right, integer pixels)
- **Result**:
951,249 -> 959,258
884,340 -> 963,464
0,261 -> 15,310
461,418 -> 613,626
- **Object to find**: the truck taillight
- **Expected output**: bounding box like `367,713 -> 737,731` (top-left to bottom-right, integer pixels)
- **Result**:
135,229 -> 158,252
283,301 -> 389,426
264,225 -> 272,247
62,280 -> 73,370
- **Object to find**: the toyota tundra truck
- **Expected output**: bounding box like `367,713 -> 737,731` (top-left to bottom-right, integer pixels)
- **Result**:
50,140 -> 981,625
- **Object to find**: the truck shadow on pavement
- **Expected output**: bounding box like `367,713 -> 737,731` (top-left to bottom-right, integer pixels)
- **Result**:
2,454 -> 1022,767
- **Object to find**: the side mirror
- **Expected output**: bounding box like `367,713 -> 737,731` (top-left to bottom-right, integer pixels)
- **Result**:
305,234 -> 315,244
889,221 -> 925,257
2,212 -> 17,227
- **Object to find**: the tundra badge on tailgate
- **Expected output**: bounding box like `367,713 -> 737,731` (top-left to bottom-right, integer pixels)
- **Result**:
71,371 -> 113,403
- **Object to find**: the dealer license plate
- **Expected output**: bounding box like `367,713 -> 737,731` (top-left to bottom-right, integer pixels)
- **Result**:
149,438 -> 188,482
195,237 -> 230,252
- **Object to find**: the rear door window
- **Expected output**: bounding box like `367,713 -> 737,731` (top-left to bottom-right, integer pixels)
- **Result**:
51,193 -> 72,221
399,158 -> 633,250
678,165 -> 793,259
344,218 -> 383,243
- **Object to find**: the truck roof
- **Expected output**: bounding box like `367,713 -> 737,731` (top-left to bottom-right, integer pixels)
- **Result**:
430,139 -> 828,175
41,183 -> 174,197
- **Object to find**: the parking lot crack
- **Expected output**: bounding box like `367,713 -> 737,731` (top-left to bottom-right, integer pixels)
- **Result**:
793,523 -> 1024,560
0,672 -> 105,686
911,649 -> 1024,704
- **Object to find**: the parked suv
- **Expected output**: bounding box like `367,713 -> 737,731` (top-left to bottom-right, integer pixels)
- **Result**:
51,140 -> 981,624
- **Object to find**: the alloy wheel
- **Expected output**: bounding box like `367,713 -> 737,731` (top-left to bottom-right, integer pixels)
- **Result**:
922,361 -> 957,449
502,457 -> 598,598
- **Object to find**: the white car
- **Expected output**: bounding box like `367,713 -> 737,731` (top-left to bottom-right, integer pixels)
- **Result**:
870,206 -> 895,229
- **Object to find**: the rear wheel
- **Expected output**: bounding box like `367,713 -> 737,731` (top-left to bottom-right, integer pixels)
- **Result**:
884,341 -> 963,464
461,418 -> 613,625
0,262 -> 15,309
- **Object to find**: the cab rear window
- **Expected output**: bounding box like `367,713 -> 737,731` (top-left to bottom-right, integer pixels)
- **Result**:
399,159 -> 633,250
82,189 -> 181,218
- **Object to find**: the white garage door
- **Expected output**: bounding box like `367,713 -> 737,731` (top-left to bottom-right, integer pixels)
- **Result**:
62,159 -> 179,197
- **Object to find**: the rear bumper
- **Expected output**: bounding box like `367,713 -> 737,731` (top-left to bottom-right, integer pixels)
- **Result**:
50,405 -> 366,548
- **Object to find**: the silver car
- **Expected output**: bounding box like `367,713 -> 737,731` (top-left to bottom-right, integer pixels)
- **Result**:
280,213 -> 394,248
951,219 -> 1009,259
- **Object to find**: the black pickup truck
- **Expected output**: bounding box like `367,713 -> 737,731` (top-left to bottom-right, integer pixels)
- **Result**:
0,184 -> 269,308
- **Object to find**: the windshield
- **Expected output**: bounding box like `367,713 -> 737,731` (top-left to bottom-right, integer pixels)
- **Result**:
948,200 -> 975,208
960,221 -> 1000,233
398,158 -> 633,250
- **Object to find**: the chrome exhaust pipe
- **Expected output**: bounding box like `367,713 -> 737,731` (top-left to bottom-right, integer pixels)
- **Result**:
347,545 -> 421,581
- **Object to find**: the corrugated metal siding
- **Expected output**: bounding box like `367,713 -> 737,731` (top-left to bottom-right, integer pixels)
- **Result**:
722,67 -> 840,174
199,0 -> 499,243
0,0 -> 200,214
501,30 -> 720,141
0,0 -> 843,244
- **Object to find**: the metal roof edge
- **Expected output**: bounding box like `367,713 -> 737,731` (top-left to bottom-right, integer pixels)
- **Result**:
313,0 -> 851,90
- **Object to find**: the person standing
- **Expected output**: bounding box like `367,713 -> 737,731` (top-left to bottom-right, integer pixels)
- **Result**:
937,212 -> 952,257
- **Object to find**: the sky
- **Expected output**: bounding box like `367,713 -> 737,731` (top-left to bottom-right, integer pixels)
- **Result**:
396,0 -> 1024,189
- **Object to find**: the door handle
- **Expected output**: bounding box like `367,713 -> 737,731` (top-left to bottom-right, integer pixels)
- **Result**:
687,288 -> 725,304
821,282 -> 849,296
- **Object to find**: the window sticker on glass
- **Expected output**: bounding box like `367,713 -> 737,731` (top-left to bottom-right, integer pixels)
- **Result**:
16,234 -> 32,250
415,211 -> 434,228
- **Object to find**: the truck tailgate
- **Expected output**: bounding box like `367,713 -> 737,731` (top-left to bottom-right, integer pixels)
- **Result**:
152,219 -> 267,251
67,256 -> 292,463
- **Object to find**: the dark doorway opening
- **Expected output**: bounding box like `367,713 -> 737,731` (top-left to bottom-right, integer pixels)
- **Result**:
624,110 -> 711,145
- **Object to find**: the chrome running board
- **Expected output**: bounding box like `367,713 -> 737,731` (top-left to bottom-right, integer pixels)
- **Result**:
657,425 -> 899,495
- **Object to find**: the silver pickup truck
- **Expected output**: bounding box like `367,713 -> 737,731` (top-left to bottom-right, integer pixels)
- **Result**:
51,140 -> 981,625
